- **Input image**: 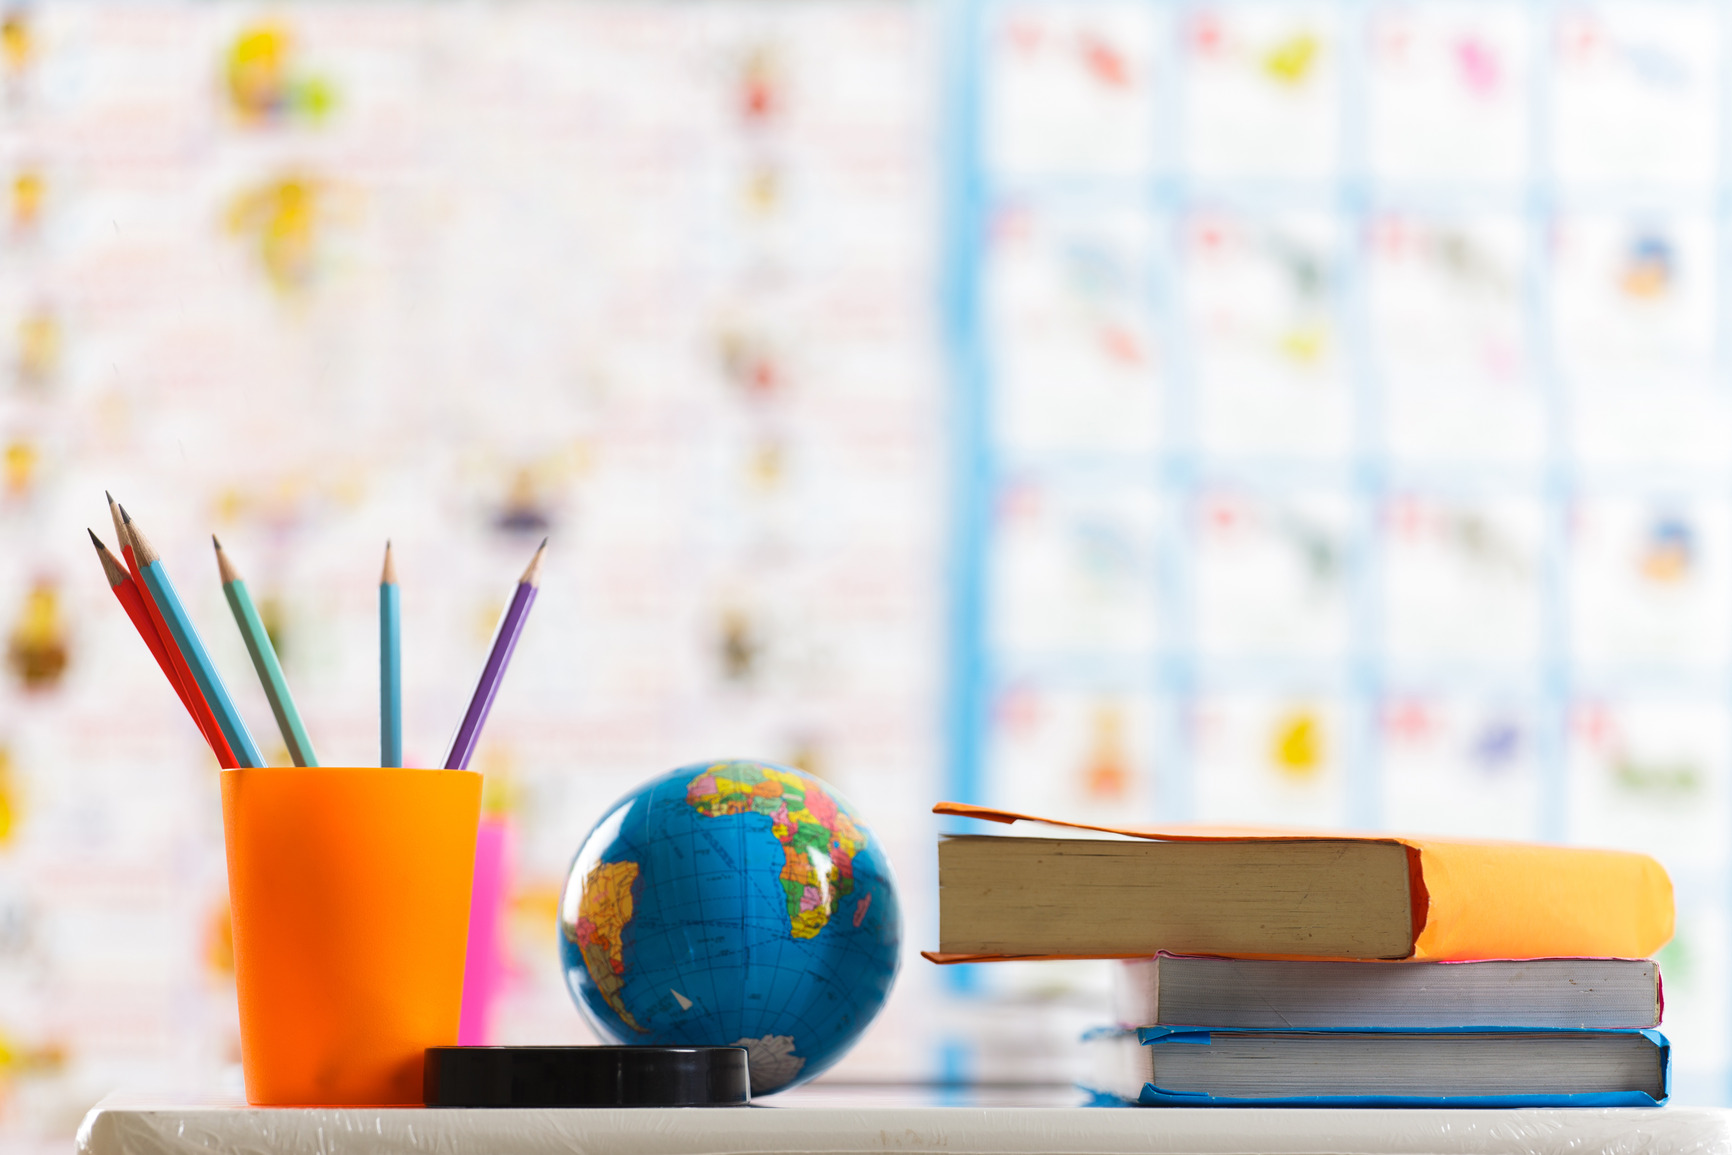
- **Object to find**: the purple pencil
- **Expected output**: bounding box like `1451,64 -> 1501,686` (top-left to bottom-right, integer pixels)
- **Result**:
442,538 -> 547,770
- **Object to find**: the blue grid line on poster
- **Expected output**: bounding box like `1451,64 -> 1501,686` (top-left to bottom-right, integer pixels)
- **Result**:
941,0 -> 990,998
944,0 -> 992,821
944,0 -> 1732,1101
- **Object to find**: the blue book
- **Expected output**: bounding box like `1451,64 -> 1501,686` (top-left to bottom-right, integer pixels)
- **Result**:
1080,1026 -> 1670,1107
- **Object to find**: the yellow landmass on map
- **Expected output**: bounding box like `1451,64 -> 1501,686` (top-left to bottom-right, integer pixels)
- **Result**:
688,762 -> 867,940
566,859 -> 646,1032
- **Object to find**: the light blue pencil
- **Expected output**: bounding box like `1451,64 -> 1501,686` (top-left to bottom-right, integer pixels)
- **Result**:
380,541 -> 401,767
123,509 -> 265,768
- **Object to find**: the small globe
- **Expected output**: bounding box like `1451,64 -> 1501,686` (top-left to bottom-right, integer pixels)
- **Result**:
558,759 -> 901,1094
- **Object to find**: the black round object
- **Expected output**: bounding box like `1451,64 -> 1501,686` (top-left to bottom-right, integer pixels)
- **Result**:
424,1045 -> 751,1108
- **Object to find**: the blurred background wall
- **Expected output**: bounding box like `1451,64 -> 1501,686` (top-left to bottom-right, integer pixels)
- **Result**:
1,0 -> 1729,1146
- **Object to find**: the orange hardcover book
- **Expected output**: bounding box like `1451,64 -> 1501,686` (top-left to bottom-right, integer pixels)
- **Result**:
926,802 -> 1674,964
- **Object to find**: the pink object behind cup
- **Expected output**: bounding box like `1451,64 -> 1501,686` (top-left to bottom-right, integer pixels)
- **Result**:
458,816 -> 512,1045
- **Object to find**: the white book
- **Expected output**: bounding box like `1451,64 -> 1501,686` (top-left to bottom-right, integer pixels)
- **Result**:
1113,954 -> 1661,1030
1083,1027 -> 1670,1105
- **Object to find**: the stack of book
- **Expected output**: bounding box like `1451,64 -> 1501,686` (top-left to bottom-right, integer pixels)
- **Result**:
928,802 -> 1675,1107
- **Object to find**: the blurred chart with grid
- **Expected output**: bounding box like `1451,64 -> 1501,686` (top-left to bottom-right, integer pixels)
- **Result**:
945,0 -> 1732,1101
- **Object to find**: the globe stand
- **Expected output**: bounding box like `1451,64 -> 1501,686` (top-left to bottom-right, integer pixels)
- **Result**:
424,1045 -> 751,1107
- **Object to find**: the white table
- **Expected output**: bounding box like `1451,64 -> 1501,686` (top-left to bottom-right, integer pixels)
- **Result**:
77,1086 -> 1732,1155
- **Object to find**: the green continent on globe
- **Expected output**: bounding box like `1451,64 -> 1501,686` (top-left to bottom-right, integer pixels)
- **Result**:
564,859 -> 647,1032
687,762 -> 867,939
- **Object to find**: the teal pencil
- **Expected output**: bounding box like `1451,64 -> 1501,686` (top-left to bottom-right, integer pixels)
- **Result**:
123,509 -> 265,768
380,541 -> 401,767
214,536 -> 318,767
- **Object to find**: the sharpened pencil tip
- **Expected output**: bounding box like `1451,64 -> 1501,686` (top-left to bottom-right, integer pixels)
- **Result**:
213,537 -> 241,585
123,511 -> 160,566
380,540 -> 397,585
107,496 -> 131,553
119,504 -> 133,525
90,529 -> 128,586
520,538 -> 548,586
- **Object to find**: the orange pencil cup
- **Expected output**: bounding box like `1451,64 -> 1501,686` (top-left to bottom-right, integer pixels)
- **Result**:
221,767 -> 482,1106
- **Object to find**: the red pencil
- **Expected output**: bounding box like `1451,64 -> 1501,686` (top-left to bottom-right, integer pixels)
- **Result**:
106,494 -> 237,768
89,528 -> 194,714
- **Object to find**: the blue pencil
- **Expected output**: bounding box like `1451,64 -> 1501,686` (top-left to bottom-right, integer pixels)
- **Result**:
380,541 -> 401,767
123,509 -> 265,768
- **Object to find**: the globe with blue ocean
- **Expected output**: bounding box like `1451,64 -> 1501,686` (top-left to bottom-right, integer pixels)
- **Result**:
558,759 -> 902,1094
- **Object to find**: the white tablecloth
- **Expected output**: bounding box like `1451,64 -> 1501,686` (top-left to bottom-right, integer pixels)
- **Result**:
76,1087 -> 1732,1155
